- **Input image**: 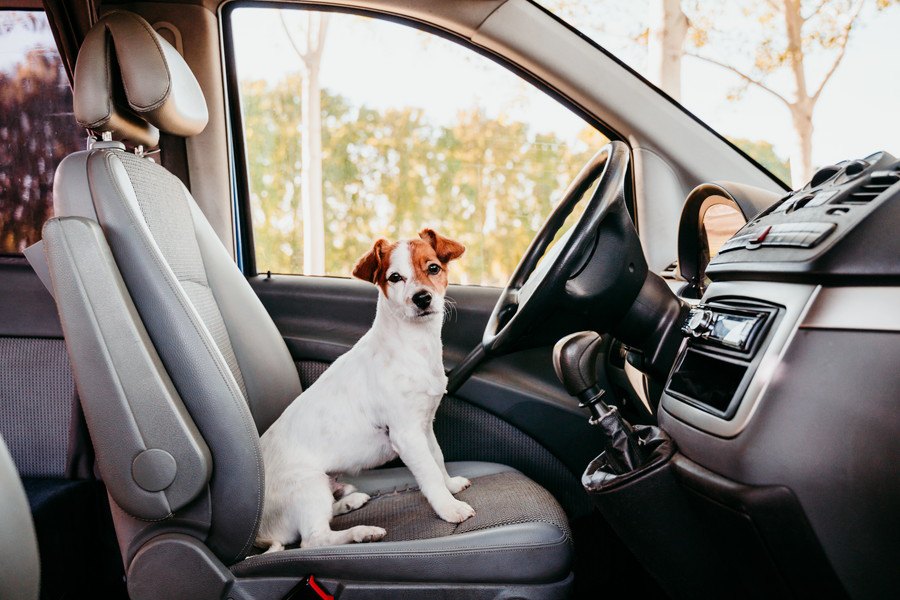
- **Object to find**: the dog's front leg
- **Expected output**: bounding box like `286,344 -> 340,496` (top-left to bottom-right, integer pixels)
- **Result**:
390,426 -> 475,523
426,426 -> 471,494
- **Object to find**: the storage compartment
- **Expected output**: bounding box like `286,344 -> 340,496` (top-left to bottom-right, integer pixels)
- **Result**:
666,349 -> 747,414
584,451 -> 846,599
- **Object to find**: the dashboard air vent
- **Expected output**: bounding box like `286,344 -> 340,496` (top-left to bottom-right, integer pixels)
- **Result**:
842,171 -> 900,204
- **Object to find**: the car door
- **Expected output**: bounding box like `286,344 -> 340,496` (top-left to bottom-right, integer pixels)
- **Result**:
223,4 -> 629,523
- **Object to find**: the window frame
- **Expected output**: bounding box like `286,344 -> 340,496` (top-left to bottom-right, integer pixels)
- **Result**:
220,0 -> 632,279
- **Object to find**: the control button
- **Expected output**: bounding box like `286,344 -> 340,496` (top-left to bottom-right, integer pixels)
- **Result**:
682,308 -> 713,337
718,222 -> 836,252
797,223 -> 836,248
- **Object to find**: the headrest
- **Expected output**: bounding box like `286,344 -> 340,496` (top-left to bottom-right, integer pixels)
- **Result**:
73,11 -> 208,148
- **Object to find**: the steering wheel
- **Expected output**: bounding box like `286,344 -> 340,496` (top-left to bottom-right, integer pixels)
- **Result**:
482,140 -> 631,355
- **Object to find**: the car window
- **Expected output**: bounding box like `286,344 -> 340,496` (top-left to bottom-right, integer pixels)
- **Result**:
0,11 -> 83,255
228,6 -> 609,286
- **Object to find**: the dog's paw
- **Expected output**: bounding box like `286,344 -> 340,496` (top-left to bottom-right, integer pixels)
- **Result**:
349,525 -> 387,543
435,498 -> 476,523
446,476 -> 472,494
261,541 -> 284,554
333,492 -> 371,516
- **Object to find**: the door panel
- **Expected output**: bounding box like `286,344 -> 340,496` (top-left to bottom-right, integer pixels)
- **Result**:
251,274 -> 609,518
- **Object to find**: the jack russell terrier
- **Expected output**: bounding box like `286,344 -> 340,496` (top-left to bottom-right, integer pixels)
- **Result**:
256,228 -> 473,551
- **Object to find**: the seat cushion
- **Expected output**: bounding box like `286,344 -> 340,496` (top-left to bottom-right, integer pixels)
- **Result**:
232,462 -> 572,585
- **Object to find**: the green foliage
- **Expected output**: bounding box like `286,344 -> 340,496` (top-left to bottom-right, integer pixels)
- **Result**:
241,77 -> 608,285
728,138 -> 792,186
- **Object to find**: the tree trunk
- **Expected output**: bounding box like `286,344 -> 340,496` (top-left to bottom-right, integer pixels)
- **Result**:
647,0 -> 688,101
299,14 -> 328,275
783,0 -> 813,185
788,100 -> 814,187
301,57 -> 325,274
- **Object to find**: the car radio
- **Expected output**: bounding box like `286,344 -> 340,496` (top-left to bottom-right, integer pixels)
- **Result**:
680,303 -> 772,354
666,300 -> 777,418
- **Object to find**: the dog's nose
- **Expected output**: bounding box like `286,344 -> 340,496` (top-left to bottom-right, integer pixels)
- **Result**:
412,291 -> 432,309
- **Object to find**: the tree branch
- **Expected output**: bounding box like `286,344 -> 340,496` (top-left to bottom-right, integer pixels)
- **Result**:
763,0 -> 783,14
686,51 -> 792,106
280,12 -> 310,66
812,0 -> 865,101
802,0 -> 829,22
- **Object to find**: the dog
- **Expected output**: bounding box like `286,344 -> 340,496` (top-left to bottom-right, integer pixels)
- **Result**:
256,228 -> 474,551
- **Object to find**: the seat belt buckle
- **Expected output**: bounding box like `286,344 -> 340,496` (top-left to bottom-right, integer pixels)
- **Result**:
286,576 -> 335,600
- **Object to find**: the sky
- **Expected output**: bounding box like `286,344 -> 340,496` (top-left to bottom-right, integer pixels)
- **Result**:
0,14 -> 53,73
230,2 -> 900,179
557,0 -> 900,169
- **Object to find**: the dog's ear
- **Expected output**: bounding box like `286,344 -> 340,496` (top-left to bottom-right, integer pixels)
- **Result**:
353,239 -> 389,283
419,228 -> 465,263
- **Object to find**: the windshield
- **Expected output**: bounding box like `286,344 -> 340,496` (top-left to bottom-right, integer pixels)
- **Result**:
538,1 -> 900,188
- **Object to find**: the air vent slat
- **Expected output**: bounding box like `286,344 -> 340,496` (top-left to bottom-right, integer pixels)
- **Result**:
840,174 -> 899,204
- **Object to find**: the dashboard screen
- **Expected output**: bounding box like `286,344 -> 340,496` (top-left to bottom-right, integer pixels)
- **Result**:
710,313 -> 758,349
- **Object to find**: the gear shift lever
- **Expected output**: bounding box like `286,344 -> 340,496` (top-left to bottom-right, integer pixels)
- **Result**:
553,331 -> 642,472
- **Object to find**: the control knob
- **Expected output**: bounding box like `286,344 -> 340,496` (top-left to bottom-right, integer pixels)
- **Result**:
682,307 -> 713,337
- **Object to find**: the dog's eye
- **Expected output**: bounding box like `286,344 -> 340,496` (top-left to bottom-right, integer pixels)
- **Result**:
427,264 -> 441,275
388,272 -> 403,283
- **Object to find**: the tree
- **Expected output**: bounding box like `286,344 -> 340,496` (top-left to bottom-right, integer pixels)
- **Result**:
0,16 -> 84,254
281,12 -> 330,274
729,138 -> 792,184
648,0 -> 688,100
239,74 -> 607,284
686,0 -> 893,185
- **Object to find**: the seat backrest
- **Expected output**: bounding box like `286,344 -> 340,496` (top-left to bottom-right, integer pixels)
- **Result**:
43,11 -> 302,569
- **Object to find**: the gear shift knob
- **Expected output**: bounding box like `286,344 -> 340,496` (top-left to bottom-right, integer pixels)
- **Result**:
553,331 -> 604,397
553,331 -> 614,423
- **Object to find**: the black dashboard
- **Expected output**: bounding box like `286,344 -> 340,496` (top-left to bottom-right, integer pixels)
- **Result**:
708,151 -> 900,282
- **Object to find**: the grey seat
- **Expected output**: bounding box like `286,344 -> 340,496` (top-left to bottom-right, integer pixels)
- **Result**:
42,11 -> 573,600
0,434 -> 40,600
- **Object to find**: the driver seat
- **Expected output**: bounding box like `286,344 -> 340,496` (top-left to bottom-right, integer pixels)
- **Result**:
42,12 -> 572,599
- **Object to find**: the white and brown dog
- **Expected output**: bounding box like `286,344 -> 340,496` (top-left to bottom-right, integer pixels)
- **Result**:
257,228 -> 473,551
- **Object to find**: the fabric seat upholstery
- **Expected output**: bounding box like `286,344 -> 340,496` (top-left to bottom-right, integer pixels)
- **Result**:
43,11 -> 574,598
234,462 -> 572,585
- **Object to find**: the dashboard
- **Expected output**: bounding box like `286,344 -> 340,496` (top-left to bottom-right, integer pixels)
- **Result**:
656,152 -> 900,597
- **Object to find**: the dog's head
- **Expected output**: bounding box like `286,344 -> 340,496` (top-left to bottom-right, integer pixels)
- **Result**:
353,228 -> 465,322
